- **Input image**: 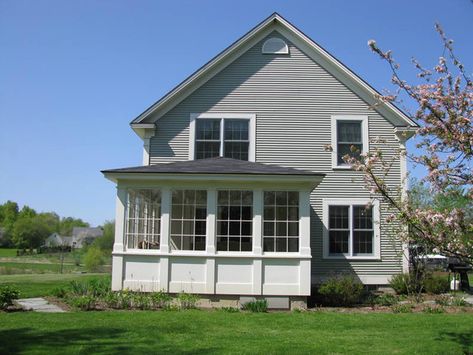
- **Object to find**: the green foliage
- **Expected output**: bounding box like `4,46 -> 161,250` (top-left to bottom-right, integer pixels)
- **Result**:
371,293 -> 399,307
0,285 -> 20,310
69,277 -> 110,297
391,303 -> 413,313
451,296 -> 469,307
70,295 -> 96,311
92,221 -> 114,251
57,217 -> 89,236
151,290 -> 172,309
435,294 -> 451,306
133,292 -> 152,310
389,273 -> 421,295
317,275 -> 364,306
177,292 -> 199,310
83,246 -> 104,272
51,286 -> 67,298
220,307 -> 240,313
104,290 -> 132,309
423,306 -> 445,314
242,299 -> 268,313
12,215 -> 53,249
423,275 -> 449,294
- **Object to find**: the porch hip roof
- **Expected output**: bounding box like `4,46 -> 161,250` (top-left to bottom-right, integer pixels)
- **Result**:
102,157 -> 325,177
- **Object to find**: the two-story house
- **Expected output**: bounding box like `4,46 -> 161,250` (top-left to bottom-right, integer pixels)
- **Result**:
102,13 -> 417,309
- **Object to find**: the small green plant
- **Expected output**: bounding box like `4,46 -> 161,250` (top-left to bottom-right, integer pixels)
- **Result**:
372,293 -> 399,307
423,306 -> 445,314
151,290 -> 172,309
51,286 -> 67,298
242,299 -> 268,313
423,276 -> 449,294
317,275 -> 364,306
389,274 -> 417,295
69,280 -> 89,296
133,292 -> 151,310
220,306 -> 240,313
177,292 -> 199,310
84,246 -> 104,272
0,285 -> 20,310
451,296 -> 468,307
391,303 -> 413,313
71,295 -> 96,311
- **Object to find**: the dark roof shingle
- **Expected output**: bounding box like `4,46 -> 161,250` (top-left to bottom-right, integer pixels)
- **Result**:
102,157 -> 323,176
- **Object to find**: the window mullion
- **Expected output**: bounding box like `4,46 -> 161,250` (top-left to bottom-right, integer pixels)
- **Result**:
220,118 -> 224,157
349,205 -> 353,257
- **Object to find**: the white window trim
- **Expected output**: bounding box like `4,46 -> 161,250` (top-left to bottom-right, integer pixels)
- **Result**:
189,113 -> 256,162
331,115 -> 369,169
322,198 -> 381,260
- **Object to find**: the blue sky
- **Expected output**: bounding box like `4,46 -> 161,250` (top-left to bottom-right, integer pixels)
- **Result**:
0,0 -> 472,226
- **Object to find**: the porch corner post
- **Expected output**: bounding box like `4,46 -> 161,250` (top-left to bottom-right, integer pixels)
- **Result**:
112,185 -> 127,291
299,190 -> 311,296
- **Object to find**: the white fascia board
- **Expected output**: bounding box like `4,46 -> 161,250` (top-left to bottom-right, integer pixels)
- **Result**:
394,126 -> 417,141
131,123 -> 156,139
103,172 -> 323,190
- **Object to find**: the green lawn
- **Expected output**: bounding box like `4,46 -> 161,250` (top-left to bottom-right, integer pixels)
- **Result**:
0,248 -> 18,257
0,273 -> 109,298
0,311 -> 471,354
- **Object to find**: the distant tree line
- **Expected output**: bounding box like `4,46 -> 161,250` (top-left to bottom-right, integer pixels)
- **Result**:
0,200 -> 113,251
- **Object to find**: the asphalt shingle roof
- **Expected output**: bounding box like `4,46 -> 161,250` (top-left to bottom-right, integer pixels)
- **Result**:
102,157 -> 324,176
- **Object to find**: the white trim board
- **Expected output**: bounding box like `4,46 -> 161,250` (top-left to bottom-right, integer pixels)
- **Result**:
131,13 -> 417,128
188,113 -> 256,162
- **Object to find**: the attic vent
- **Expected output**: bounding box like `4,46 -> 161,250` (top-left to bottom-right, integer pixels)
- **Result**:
262,37 -> 289,54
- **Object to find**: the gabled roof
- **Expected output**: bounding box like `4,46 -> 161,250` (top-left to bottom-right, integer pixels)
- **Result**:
102,157 -> 324,176
131,12 -> 417,128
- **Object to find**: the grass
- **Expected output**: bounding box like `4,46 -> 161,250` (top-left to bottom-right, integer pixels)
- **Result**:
0,261 -> 81,274
0,248 -> 18,257
0,273 -> 109,298
0,311 -> 472,354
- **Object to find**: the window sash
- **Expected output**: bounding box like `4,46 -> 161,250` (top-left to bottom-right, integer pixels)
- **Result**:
263,191 -> 299,253
195,118 -> 250,161
328,205 -> 374,256
125,189 -> 161,250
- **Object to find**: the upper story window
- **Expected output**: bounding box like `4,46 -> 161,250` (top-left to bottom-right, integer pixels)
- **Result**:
189,113 -> 256,162
323,198 -> 380,259
125,189 -> 161,249
263,191 -> 299,252
331,115 -> 368,168
170,190 -> 207,251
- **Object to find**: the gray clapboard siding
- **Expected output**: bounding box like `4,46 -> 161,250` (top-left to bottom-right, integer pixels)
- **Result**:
149,32 -> 404,278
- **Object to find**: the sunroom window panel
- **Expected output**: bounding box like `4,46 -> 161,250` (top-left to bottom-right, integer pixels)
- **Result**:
263,191 -> 299,252
217,190 -> 253,252
125,189 -> 161,250
170,190 -> 207,251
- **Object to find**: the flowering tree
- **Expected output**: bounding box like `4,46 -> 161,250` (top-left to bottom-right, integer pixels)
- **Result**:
345,25 -> 472,264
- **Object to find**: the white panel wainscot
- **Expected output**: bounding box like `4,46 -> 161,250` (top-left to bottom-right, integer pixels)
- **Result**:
263,259 -> 307,295
123,255 -> 161,292
169,257 -> 208,293
216,258 -> 254,295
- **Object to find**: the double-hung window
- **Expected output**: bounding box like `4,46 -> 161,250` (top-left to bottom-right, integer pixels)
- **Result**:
263,191 -> 299,252
190,114 -> 255,161
323,199 -> 380,258
331,115 -> 368,168
216,190 -> 253,252
170,190 -> 207,251
125,189 -> 161,249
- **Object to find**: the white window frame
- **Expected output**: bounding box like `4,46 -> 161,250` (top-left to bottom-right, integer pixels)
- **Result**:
189,113 -> 256,162
322,198 -> 380,260
331,115 -> 369,169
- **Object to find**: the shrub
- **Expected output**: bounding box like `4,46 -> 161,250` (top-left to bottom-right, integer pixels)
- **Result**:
391,303 -> 413,313
318,275 -> 364,306
84,246 -> 104,272
435,294 -> 451,306
423,276 -> 449,294
151,290 -> 172,309
71,295 -> 96,311
242,299 -> 268,313
88,277 -> 111,297
177,292 -> 199,310
0,285 -> 20,310
51,286 -> 67,298
389,273 -> 423,295
372,293 -> 399,307
451,296 -> 469,307
69,280 -> 89,296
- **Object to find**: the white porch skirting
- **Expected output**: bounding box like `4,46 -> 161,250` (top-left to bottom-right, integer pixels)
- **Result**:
112,253 -> 311,296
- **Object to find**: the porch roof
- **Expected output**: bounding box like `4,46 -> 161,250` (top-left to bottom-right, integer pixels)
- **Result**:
102,157 -> 325,177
